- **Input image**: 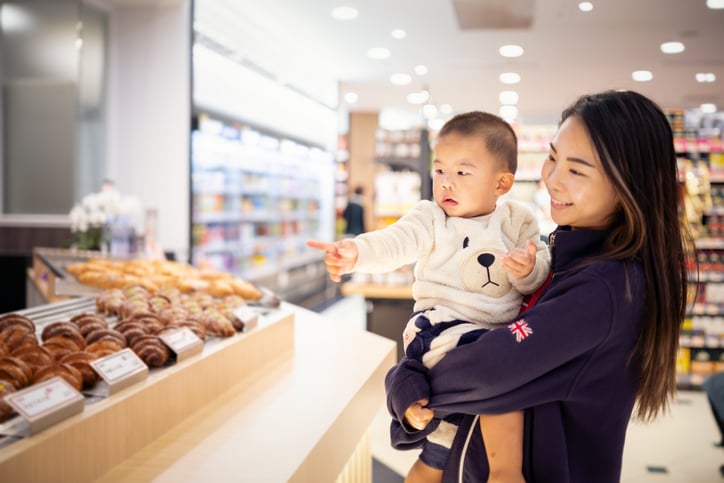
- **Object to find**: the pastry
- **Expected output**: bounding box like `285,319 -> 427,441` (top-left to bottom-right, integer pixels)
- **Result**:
85,328 -> 127,348
86,339 -> 123,358
0,379 -> 17,422
11,345 -> 54,372
201,309 -> 235,337
41,321 -> 87,350
32,362 -> 83,391
113,321 -> 149,346
130,335 -> 170,367
0,325 -> 38,351
60,351 -> 100,388
0,313 -> 36,333
42,335 -> 83,361
0,356 -> 33,389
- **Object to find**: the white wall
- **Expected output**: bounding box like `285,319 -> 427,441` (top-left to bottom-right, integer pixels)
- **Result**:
107,1 -> 190,259
193,46 -> 337,152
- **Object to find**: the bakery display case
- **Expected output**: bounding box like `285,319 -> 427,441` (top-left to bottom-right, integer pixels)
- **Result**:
0,288 -> 395,481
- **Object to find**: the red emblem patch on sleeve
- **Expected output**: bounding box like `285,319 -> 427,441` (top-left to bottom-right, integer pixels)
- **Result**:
508,319 -> 533,343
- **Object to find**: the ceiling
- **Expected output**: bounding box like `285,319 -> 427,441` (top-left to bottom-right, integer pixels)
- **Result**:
194,0 -> 724,126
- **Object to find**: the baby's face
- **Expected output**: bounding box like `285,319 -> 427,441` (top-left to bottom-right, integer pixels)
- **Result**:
432,132 -> 507,218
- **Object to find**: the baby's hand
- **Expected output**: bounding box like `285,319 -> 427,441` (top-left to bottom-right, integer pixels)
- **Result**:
404,398 -> 434,430
306,239 -> 359,282
502,240 -> 537,280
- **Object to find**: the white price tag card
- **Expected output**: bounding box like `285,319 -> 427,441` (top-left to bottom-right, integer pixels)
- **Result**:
159,327 -> 203,362
5,376 -> 84,434
232,305 -> 259,331
90,348 -> 149,395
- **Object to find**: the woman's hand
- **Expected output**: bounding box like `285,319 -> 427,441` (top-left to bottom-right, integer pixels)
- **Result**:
404,398 -> 434,430
307,239 -> 359,282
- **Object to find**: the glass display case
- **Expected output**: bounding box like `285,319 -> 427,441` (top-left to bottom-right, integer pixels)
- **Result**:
190,113 -> 335,302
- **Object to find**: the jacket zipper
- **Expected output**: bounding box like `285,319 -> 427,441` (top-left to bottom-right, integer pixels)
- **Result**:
458,415 -> 479,483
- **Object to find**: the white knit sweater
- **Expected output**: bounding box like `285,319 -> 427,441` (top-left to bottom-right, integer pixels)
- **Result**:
352,199 -> 551,328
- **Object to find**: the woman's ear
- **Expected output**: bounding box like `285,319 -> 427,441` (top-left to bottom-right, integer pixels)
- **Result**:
496,172 -> 515,195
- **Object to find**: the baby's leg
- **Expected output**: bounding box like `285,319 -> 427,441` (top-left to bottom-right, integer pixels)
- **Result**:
405,458 -> 443,483
480,411 -> 525,483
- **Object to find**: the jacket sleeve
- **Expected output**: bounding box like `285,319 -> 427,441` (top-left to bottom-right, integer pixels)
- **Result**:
385,358 -> 440,449
427,271 -> 618,415
386,269 -> 621,417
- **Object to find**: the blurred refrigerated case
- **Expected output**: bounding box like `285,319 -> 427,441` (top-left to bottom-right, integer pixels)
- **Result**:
190,113 -> 335,305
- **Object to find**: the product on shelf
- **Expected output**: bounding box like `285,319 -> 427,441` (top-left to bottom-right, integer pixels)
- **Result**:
66,258 -> 263,301
0,278 -> 265,423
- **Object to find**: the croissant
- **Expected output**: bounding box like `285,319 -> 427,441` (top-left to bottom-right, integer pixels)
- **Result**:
32,362 -> 83,391
0,325 -> 39,352
201,309 -> 235,337
131,335 -> 170,367
0,379 -> 17,422
11,345 -> 54,372
86,339 -> 123,358
61,351 -> 100,388
85,328 -> 127,348
0,313 -> 36,333
0,356 -> 33,389
43,335 -> 83,362
113,322 -> 150,346
41,322 -> 87,350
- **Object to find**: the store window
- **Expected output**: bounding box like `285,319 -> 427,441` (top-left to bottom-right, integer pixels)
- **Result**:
0,0 -> 107,215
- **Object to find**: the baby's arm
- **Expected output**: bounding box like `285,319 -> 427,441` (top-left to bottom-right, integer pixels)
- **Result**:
307,239 -> 358,282
501,239 -> 537,280
480,412 -> 525,483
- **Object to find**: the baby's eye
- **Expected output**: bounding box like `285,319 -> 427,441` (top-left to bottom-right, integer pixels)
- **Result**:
457,170 -> 470,176
434,168 -> 444,175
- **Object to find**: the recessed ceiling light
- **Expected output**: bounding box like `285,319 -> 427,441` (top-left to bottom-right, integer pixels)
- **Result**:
632,70 -> 653,82
367,47 -> 391,60
499,91 -> 519,105
414,64 -> 428,75
660,41 -> 685,54
696,72 -> 717,83
700,103 -> 717,114
331,6 -> 359,20
499,72 -> 521,84
391,29 -> 406,39
578,2 -> 594,12
707,0 -> 724,9
390,73 -> 412,85
407,91 -> 429,104
344,92 -> 358,103
499,105 -> 518,122
499,44 -> 524,58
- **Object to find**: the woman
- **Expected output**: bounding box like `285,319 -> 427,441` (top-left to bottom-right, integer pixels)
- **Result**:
385,90 -> 692,482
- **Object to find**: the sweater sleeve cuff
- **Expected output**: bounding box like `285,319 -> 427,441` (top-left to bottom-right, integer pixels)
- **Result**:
385,358 -> 431,423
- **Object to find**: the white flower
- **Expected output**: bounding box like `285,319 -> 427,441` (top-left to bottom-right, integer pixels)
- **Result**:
69,187 -> 142,233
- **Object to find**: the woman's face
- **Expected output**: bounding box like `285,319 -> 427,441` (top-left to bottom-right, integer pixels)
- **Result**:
541,116 -> 620,230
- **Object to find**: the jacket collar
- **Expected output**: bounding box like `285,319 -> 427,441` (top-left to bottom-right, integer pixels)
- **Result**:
549,226 -> 608,273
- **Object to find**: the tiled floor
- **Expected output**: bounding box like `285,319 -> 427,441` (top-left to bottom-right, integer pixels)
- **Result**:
321,295 -> 724,483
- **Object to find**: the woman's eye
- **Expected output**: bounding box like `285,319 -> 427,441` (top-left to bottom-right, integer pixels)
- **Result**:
570,169 -> 583,176
546,154 -> 555,162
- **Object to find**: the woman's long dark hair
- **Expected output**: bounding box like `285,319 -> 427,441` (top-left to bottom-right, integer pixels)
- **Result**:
561,91 -> 692,422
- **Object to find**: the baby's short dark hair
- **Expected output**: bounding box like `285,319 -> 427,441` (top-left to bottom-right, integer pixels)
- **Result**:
438,111 -> 518,173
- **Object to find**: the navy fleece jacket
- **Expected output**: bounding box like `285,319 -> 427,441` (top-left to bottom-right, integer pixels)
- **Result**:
385,227 -> 645,483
